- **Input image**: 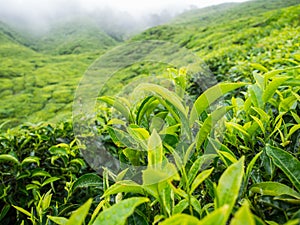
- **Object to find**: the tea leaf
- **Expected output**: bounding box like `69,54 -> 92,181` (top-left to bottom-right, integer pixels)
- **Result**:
21,156 -> 40,166
216,157 -> 244,214
99,96 -> 132,121
160,214 -> 200,225
262,77 -> 289,104
245,151 -> 262,185
190,168 -> 214,194
92,197 -> 149,225
72,173 -> 102,192
250,182 -> 300,199
48,216 -> 68,225
0,154 -> 20,165
251,63 -> 268,73
67,198 -> 92,225
266,145 -> 300,192
148,129 -> 163,169
190,82 -> 246,126
198,205 -> 229,225
12,205 -> 32,218
195,106 -> 228,150
173,200 -> 189,214
103,180 -> 145,197
230,201 -> 255,225
188,154 -> 217,185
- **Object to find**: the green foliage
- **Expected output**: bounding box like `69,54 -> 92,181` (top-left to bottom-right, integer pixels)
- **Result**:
0,0 -> 299,224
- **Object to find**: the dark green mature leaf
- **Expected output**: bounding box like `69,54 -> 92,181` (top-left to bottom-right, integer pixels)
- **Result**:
266,145 -> 300,192
216,157 -> 244,215
250,182 -> 300,199
72,173 -> 102,192
136,96 -> 159,125
0,204 -> 10,222
92,197 -> 149,225
189,82 -> 246,126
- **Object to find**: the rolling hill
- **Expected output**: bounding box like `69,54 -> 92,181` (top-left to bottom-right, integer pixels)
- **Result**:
0,0 -> 299,127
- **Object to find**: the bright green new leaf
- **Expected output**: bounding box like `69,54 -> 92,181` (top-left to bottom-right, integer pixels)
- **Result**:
266,145 -> 300,192
98,96 -> 132,121
134,83 -> 186,117
198,205 -> 230,225
12,205 -> 32,218
216,157 -> 244,214
88,200 -> 105,225
48,216 -> 68,225
103,180 -> 145,197
148,129 -> 163,169
251,63 -> 268,73
190,168 -> 214,194
92,197 -> 149,225
21,156 -> 40,166
173,200 -> 189,214
42,177 -> 60,187
143,163 -> 179,186
127,125 -> 150,149
250,115 -> 265,134
67,198 -> 92,225
136,96 -> 159,125
190,82 -> 246,126
188,154 -> 217,185
282,219 -> 300,225
262,77 -> 289,104
195,106 -> 228,150
225,122 -> 250,139
0,154 -> 20,165
31,169 -> 51,177
286,124 -> 300,140
159,214 -> 200,225
41,190 -> 52,211
230,201 -> 255,225
217,150 -> 238,167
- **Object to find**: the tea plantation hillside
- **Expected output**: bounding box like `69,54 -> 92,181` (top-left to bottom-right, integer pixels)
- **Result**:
0,19 -> 118,127
0,0 -> 299,224
132,0 -> 300,81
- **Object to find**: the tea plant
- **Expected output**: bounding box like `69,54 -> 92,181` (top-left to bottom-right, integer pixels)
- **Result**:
53,66 -> 298,224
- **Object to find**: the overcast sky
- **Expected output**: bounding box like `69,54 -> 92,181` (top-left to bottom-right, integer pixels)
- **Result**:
0,0 -> 250,35
0,0 -> 250,17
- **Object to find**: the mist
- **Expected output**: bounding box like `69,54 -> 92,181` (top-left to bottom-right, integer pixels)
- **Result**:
0,0 -> 250,38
